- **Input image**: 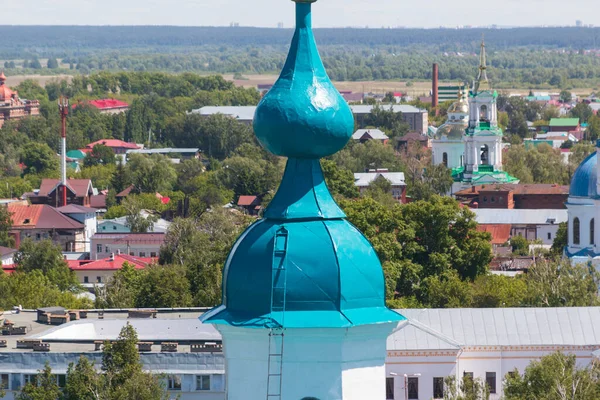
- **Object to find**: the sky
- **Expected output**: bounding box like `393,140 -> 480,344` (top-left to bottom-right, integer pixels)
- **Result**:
2,0 -> 598,28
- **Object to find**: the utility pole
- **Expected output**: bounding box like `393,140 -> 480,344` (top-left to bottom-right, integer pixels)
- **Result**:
58,96 -> 69,207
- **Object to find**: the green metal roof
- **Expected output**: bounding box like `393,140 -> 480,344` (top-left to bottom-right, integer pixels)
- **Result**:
549,118 -> 580,127
66,150 -> 86,160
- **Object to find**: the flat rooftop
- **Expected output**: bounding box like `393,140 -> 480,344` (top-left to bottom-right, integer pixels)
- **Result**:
1,309 -> 220,354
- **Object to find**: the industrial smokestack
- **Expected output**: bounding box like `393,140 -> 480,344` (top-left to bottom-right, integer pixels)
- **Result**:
58,97 -> 69,207
432,63 -> 439,115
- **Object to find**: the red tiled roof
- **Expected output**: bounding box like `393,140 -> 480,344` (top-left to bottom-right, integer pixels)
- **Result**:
86,139 -> 140,150
477,224 -> 511,245
38,179 -> 93,198
90,195 -> 107,209
8,204 -> 84,230
455,184 -> 569,196
68,254 -> 153,271
116,185 -> 134,197
87,99 -> 129,110
237,195 -> 258,206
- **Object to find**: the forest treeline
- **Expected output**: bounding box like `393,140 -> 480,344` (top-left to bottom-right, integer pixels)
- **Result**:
3,26 -> 600,88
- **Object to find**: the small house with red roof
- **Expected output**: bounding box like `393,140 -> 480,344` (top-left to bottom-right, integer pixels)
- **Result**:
68,253 -> 153,285
91,232 -> 166,260
237,195 -> 261,215
86,139 -> 141,155
7,204 -> 86,251
29,178 -> 94,207
87,99 -> 129,114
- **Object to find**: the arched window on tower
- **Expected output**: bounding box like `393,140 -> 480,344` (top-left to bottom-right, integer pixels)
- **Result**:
480,105 -> 488,121
442,152 -> 448,167
591,219 -> 595,245
480,145 -> 489,165
573,217 -> 581,245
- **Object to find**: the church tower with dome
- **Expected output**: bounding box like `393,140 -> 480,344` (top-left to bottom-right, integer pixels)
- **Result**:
0,71 -> 40,127
566,142 -> 600,264
201,1 -> 404,399
430,40 -> 519,192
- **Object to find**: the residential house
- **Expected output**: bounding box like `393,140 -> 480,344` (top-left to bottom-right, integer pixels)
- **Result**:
57,205 -> 97,252
455,184 -> 569,210
91,233 -> 165,260
86,139 -> 141,155
86,99 -> 129,115
237,196 -> 261,216
471,208 -> 567,245
395,132 -> 430,151
352,129 -> 389,144
29,179 -> 94,207
549,118 -> 582,139
0,246 -> 16,265
69,253 -> 153,286
7,204 -> 86,251
97,212 -> 171,234
354,170 -> 407,203
476,224 -> 511,253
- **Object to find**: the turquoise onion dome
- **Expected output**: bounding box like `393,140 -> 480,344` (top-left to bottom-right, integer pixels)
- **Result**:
201,0 -> 403,329
569,151 -> 597,197
252,0 -> 354,159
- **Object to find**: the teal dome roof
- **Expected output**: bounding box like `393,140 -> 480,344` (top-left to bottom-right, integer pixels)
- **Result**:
201,0 -> 403,329
253,1 -> 354,159
570,151 -> 597,197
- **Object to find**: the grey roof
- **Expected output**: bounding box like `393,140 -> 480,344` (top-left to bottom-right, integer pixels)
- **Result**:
57,204 -> 96,214
352,129 -> 389,140
472,208 -> 567,225
350,104 -> 427,115
0,246 -> 16,257
30,318 -> 220,343
354,172 -> 406,187
391,308 -> 600,348
126,148 -> 199,155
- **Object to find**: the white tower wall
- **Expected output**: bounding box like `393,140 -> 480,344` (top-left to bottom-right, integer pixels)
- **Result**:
218,323 -> 396,400
432,141 -> 464,169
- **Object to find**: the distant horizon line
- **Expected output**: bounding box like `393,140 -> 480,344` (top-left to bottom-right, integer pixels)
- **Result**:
0,24 -> 596,30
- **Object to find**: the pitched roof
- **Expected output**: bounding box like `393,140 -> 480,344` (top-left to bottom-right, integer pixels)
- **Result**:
549,118 -> 580,127
354,172 -> 406,187
57,204 -> 96,214
68,254 -> 152,271
352,129 -> 389,141
87,99 -> 129,110
455,184 -> 569,196
90,195 -> 107,209
86,139 -> 140,150
472,208 -> 567,225
8,204 -> 84,230
38,179 -> 93,198
0,246 -> 16,257
393,308 -> 600,348
397,132 -> 429,142
116,185 -> 134,197
92,233 -> 166,245
237,196 -> 259,206
477,224 -> 511,245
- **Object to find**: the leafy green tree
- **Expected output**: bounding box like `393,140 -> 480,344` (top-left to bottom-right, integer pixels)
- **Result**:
21,142 -> 59,175
95,262 -> 142,309
135,264 -> 193,308
111,161 -> 131,194
361,106 -> 410,138
559,89 -> 572,103
84,144 -> 116,167
471,274 -> 527,307
63,356 -> 103,400
409,163 -> 454,200
0,205 -> 15,248
510,235 -> 530,256
47,58 -> 59,69
14,239 -> 79,291
586,114 -> 600,141
504,352 -> 600,400
550,222 -> 568,257
444,375 -> 490,400
570,103 -> 593,123
16,362 -> 61,400
421,269 -> 473,308
332,140 -> 401,173
218,156 -> 281,198
122,197 -> 159,233
525,260 -> 600,307
127,154 -> 177,194
321,159 -> 359,198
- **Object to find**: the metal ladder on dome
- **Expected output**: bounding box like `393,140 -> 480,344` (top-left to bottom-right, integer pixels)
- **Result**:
266,227 -> 288,400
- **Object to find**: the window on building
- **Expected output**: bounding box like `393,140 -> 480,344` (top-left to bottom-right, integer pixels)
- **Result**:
432,377 -> 444,398
0,374 -> 8,390
97,244 -> 102,254
150,252 -> 157,258
97,276 -> 102,283
56,374 -> 66,388
408,377 -> 419,400
499,196 -> 504,203
196,375 -> 211,391
105,246 -> 110,253
130,252 -> 135,256
84,276 -> 89,284
486,372 -> 496,394
548,232 -> 552,240
139,252 -> 146,257
24,374 -> 37,385
443,153 -> 448,167
483,196 -> 487,202
167,375 -> 182,391
574,217 -> 581,245
491,196 -> 495,203
591,219 -> 595,245
386,377 -> 394,399
113,225 -> 117,230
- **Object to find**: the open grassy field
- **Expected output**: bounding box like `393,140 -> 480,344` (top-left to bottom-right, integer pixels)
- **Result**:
5,74 -> 73,88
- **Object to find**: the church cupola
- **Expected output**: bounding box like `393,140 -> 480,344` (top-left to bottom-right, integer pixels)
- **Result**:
201,1 -> 403,399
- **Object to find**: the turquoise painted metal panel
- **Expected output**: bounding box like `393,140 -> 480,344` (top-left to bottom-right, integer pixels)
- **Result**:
570,151 -> 597,197
201,0 -> 404,329
253,2 -> 354,160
